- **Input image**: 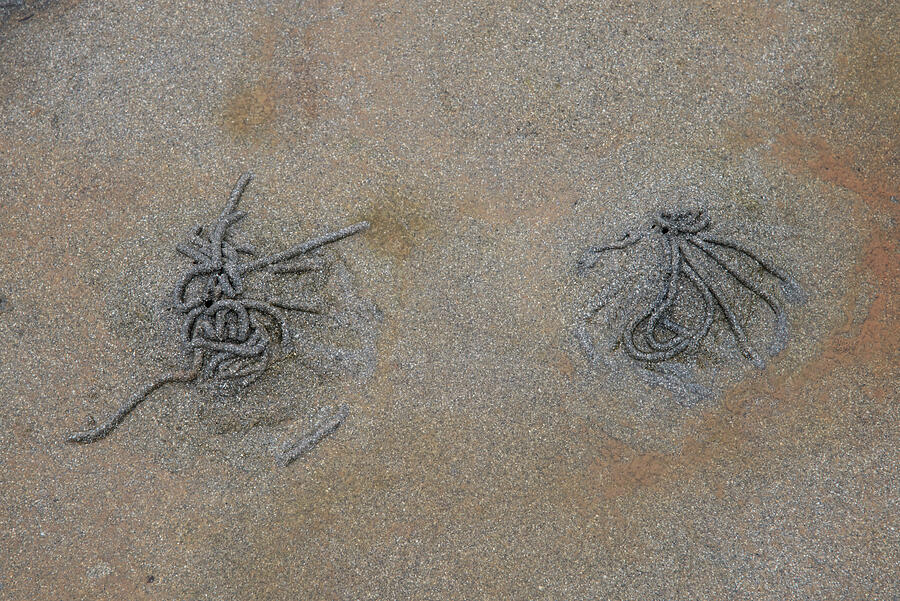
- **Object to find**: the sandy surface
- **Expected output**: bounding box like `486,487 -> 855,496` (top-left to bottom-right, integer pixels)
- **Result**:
0,1 -> 897,599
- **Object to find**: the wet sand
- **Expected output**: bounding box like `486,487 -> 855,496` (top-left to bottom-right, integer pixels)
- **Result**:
0,1 -> 897,599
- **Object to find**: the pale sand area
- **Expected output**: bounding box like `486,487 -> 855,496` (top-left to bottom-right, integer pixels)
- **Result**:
0,1 -> 897,599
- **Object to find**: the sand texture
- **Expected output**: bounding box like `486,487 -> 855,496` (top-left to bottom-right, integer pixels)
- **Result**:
0,0 -> 897,599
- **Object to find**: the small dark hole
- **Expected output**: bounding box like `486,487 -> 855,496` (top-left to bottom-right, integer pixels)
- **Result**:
147,575 -> 155,584
661,227 -> 669,234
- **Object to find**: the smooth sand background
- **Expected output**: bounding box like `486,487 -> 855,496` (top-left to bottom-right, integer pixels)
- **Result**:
0,1 -> 897,599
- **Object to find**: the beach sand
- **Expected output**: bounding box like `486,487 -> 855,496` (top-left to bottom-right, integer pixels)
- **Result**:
0,1 -> 897,599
